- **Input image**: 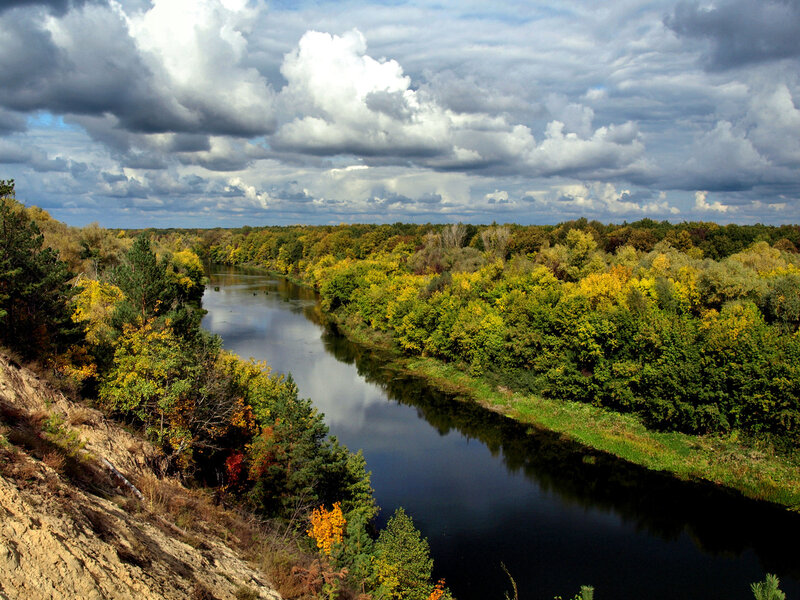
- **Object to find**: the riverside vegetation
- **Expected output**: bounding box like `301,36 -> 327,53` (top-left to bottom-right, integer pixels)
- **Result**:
0,179 -> 795,599
195,220 -> 800,509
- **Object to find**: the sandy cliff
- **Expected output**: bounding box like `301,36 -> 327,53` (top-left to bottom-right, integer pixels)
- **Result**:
0,353 -> 282,600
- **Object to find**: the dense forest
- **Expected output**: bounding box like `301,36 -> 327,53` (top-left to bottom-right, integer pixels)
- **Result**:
190,219 -> 800,449
2,178 -> 797,599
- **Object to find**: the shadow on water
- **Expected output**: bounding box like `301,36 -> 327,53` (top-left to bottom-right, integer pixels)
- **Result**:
205,266 -> 800,599
317,306 -> 800,584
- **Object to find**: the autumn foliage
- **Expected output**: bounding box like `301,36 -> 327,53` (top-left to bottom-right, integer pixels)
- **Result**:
199,221 -> 800,444
4,187 -> 448,600
307,502 -> 346,555
428,579 -> 447,600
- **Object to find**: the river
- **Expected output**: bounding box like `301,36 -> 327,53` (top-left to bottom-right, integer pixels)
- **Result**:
202,266 -> 800,600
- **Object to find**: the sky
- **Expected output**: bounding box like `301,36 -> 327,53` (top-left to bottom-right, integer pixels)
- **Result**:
1,0 -> 799,228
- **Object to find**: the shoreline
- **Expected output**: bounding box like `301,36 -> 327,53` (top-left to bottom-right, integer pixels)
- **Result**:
328,310 -> 800,512
215,263 -> 800,512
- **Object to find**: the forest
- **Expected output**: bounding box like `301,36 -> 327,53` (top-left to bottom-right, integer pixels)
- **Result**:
197,220 -> 800,448
2,178 -> 797,599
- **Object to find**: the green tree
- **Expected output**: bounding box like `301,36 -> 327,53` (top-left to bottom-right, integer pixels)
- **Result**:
374,508 -> 435,600
751,574 -> 786,600
247,376 -> 364,519
99,319 -> 196,448
111,233 -> 206,339
111,233 -> 174,323
764,274 -> 800,330
0,180 -> 77,357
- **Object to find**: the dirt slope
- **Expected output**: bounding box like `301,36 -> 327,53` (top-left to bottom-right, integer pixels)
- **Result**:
0,353 -> 283,600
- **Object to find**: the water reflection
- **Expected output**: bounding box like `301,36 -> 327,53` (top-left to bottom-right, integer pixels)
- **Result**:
322,324 -> 800,573
203,266 -> 800,600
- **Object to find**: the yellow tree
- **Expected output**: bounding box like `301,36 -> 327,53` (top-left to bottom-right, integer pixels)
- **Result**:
307,502 -> 346,556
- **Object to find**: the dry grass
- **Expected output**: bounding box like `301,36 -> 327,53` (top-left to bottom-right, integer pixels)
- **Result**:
133,472 -> 317,598
42,450 -> 66,473
68,406 -> 99,427
234,586 -> 260,600
191,583 -> 218,600
5,452 -> 40,481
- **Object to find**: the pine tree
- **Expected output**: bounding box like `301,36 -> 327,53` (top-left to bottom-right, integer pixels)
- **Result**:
751,574 -> 786,600
0,180 -> 77,357
374,508 -> 435,600
111,233 -> 174,323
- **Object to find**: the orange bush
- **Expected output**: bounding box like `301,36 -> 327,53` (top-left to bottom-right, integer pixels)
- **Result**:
307,502 -> 346,556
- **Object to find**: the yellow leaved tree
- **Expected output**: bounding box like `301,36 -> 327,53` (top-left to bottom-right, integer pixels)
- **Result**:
307,502 -> 346,556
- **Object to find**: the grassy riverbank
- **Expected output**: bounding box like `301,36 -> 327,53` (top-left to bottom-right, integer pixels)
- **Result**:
332,311 -> 800,511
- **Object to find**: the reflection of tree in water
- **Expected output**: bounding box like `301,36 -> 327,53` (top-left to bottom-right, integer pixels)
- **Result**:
319,325 -> 800,580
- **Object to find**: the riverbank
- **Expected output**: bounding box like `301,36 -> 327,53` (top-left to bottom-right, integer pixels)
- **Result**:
216,262 -> 800,510
201,264 -> 800,598
329,311 -> 800,511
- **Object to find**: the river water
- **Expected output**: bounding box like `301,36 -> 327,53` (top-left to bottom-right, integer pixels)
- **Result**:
202,266 -> 800,600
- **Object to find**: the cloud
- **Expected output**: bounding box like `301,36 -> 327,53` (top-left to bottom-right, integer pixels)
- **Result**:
420,70 -> 533,117
2,1 -> 799,226
680,120 -> 770,191
0,139 -> 70,172
0,0 -> 276,137
0,109 -> 26,135
744,85 -> 800,167
0,0 -> 100,16
174,137 -> 269,172
525,120 -> 645,177
275,29 -> 645,179
123,0 -> 277,136
224,177 -> 272,209
105,179 -> 148,199
666,0 -> 800,70
547,182 -> 680,216
0,6 -> 174,129
545,94 -> 595,137
485,190 -> 510,205
694,190 -> 731,213
275,30 -> 451,157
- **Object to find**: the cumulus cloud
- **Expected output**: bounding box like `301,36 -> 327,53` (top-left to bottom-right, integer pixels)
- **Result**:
744,85 -> 800,167
683,120 -> 770,191
224,177 -> 272,209
275,30 -> 451,157
545,94 -> 595,137
666,0 -> 800,70
2,1 -> 799,226
485,190 -> 510,205
0,0 -> 275,137
0,6 -> 169,127
545,182 -> 679,215
274,29 -> 645,178
694,190 -> 731,213
525,120 -> 645,177
123,0 -> 276,136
